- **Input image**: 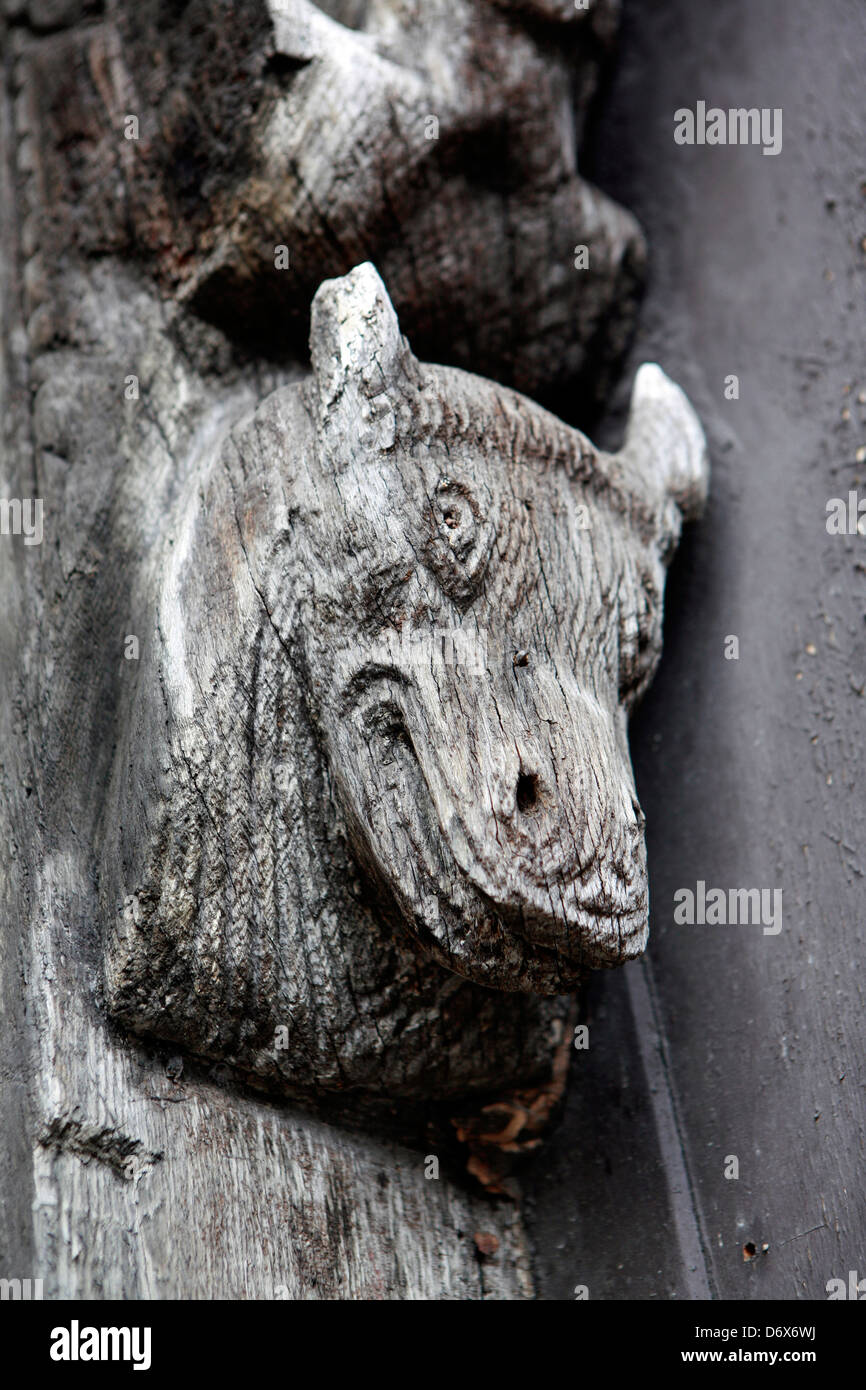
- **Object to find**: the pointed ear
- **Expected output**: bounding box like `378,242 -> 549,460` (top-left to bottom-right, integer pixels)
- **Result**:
614,363 -> 709,525
309,263 -> 415,451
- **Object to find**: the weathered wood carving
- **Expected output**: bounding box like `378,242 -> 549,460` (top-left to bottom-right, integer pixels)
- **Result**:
22,0 -> 643,408
3,0 -> 708,1293
103,263 -> 708,1120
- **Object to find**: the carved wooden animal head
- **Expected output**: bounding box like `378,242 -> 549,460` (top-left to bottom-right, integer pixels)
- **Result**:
103,264 -> 707,1105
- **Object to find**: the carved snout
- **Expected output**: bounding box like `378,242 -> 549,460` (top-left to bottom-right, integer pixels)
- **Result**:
412,683 -> 647,958
334,657 -> 649,977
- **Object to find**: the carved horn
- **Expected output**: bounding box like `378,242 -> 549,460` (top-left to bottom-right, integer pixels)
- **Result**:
309,261 -> 412,409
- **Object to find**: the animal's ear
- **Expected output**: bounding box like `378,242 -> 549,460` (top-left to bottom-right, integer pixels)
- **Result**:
309,263 -> 415,451
601,366 -> 708,708
613,363 -> 709,531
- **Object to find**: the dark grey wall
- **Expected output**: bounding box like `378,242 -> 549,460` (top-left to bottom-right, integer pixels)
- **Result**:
525,0 -> 866,1301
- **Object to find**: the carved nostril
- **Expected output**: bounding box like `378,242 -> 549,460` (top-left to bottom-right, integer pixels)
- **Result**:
516,772 -> 540,814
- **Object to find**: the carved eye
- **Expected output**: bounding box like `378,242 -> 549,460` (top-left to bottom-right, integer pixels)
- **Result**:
436,484 -> 475,550
424,477 -> 495,606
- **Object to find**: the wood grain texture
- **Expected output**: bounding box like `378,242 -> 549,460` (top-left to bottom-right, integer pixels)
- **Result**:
102,262 -> 708,1112
0,0 -> 708,1299
13,0 -> 644,407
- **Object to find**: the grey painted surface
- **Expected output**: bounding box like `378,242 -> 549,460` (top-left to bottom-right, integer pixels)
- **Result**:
525,0 -> 866,1301
524,964 -> 707,1300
